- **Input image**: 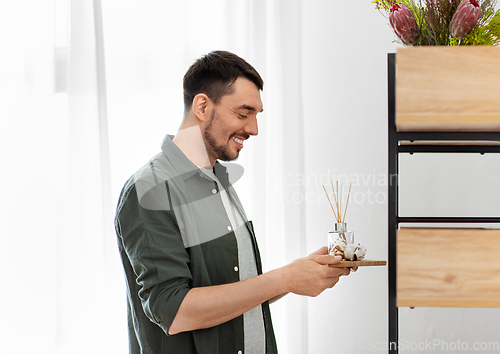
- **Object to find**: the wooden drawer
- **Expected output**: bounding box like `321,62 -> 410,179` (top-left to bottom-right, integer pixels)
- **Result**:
396,47 -> 500,132
397,227 -> 500,307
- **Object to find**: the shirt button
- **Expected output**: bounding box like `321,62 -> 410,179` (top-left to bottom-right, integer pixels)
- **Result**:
238,351 -> 242,354
227,225 -> 232,231
212,189 -> 217,194
234,266 -> 239,272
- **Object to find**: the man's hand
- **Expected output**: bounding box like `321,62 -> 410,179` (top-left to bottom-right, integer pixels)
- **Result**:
280,246 -> 350,297
310,246 -> 358,272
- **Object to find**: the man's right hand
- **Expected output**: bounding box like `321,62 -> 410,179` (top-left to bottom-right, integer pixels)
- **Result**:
280,246 -> 350,297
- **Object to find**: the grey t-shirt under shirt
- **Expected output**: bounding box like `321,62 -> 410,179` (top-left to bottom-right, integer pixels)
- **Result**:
199,167 -> 265,354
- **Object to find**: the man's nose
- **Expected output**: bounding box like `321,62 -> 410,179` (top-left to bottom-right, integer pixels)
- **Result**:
244,115 -> 258,136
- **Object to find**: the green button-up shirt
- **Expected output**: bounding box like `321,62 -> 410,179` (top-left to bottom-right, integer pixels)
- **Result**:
115,135 -> 278,354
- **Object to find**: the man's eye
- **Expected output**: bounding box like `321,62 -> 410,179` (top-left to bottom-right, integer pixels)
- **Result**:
238,113 -> 248,118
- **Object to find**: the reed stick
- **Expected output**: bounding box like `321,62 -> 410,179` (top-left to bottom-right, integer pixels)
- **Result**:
326,180 -> 353,224
333,181 -> 341,222
337,182 -> 343,222
342,182 -> 352,223
322,184 -> 339,222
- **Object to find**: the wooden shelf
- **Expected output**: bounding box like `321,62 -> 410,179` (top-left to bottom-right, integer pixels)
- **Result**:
397,227 -> 500,308
400,140 -> 500,146
396,47 -> 500,132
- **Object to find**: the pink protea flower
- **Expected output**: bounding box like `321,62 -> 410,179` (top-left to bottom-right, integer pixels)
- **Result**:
389,3 -> 420,45
449,0 -> 482,38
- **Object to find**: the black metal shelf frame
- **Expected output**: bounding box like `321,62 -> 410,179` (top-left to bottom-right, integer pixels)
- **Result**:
387,53 -> 500,354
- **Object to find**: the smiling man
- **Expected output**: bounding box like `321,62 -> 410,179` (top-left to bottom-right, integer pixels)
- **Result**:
115,51 -> 350,354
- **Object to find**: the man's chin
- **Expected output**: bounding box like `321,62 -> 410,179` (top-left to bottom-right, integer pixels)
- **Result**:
219,155 -> 240,162
218,150 -> 240,162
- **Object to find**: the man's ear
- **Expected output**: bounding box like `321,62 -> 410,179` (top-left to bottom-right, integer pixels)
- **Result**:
192,93 -> 211,122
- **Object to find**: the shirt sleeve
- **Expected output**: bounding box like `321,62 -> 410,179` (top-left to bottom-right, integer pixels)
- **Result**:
116,181 -> 192,335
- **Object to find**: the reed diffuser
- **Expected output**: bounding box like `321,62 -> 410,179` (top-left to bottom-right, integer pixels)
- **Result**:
323,181 -> 354,256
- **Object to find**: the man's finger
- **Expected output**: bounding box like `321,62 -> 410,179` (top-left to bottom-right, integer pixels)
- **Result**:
310,254 -> 342,265
340,268 -> 351,277
309,246 -> 328,256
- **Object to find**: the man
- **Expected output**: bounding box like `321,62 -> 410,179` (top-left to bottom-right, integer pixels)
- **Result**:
115,51 -> 350,354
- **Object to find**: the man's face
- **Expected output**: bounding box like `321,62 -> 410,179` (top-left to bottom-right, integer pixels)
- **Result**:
203,77 -> 263,162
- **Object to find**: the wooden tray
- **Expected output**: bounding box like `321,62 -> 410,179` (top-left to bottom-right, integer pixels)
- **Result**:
328,260 -> 386,268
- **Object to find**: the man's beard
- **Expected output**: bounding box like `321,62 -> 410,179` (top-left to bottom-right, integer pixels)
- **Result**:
204,109 -> 239,162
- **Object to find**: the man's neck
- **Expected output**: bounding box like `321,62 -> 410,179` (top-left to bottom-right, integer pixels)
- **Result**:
172,124 -> 215,169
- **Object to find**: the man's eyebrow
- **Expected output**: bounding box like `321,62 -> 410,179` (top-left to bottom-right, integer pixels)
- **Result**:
238,104 -> 264,113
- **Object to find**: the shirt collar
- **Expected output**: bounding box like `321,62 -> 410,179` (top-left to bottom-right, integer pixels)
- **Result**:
160,134 -> 229,184
161,134 -> 200,181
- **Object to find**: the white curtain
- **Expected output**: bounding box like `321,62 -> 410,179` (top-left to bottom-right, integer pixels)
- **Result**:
0,1 -> 125,353
0,0 -> 307,353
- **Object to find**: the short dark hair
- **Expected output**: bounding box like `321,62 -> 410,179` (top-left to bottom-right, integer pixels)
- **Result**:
183,51 -> 264,113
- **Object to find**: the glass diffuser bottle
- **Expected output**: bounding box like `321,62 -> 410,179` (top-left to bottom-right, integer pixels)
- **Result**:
328,222 -> 354,255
